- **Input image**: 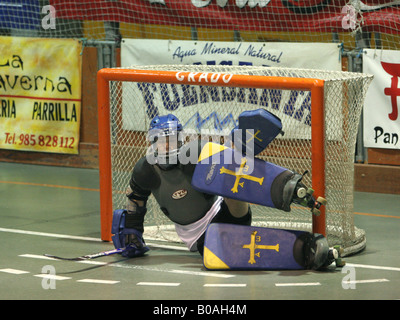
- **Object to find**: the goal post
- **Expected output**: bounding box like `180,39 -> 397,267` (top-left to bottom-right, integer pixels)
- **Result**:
97,65 -> 373,256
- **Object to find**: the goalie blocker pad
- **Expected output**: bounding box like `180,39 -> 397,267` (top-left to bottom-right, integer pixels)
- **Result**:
231,108 -> 283,156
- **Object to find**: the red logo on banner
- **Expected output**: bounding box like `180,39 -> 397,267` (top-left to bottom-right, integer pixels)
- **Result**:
381,61 -> 400,121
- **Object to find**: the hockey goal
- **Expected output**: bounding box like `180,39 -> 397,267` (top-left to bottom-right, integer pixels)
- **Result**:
97,65 -> 373,256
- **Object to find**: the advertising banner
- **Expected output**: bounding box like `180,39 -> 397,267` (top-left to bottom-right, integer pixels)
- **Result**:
363,49 -> 400,149
51,0 -> 400,35
120,39 -> 342,137
0,36 -> 82,154
121,39 -> 341,70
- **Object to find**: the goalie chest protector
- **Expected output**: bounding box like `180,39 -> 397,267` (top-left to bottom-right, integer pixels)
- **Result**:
132,149 -> 217,226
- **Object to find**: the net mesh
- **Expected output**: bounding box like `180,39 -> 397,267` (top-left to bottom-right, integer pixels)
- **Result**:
0,1 -> 399,50
103,65 -> 373,256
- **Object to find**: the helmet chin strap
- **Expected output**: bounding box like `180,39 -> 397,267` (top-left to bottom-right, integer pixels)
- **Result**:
155,153 -> 180,170
151,134 -> 183,170
157,162 -> 178,170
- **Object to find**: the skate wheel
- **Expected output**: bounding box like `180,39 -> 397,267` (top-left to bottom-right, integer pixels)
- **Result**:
297,187 -> 307,198
336,259 -> 346,268
316,196 -> 327,206
306,188 -> 314,196
334,245 -> 344,256
312,208 -> 321,216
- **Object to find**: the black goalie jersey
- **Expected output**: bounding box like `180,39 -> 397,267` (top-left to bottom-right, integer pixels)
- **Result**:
129,140 -> 217,226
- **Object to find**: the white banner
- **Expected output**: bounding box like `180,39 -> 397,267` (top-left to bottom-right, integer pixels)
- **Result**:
120,40 -> 341,135
122,39 -> 341,70
363,49 -> 400,149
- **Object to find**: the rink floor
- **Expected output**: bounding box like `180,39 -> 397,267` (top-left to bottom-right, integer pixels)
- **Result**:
0,162 -> 399,302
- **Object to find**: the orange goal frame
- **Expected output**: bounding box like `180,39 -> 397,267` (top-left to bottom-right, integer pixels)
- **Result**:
97,68 -> 326,242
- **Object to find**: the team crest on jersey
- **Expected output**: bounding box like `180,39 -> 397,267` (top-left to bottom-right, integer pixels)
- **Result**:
172,189 -> 188,200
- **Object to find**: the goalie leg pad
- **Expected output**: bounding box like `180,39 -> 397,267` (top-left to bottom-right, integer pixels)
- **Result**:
192,143 -> 288,209
231,108 -> 283,155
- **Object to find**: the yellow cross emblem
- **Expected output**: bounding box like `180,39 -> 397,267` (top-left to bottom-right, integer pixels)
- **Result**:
246,129 -> 263,144
219,157 -> 264,193
242,231 -> 279,265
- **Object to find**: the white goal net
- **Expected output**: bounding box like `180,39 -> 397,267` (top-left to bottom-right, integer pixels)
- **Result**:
98,65 -> 373,256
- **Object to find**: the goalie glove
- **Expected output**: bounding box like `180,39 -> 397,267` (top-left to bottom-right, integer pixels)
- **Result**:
111,209 -> 150,258
121,228 -> 149,258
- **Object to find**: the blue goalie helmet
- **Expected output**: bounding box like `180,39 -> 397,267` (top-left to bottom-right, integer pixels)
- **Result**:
147,114 -> 184,169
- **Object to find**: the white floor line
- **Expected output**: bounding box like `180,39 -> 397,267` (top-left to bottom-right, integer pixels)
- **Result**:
147,243 -> 188,251
169,269 -> 233,278
19,253 -> 235,279
137,282 -> 181,286
0,268 -> 30,275
346,263 -> 400,272
0,227 -> 101,242
77,279 -> 120,284
342,278 -> 389,285
0,227 -> 187,251
106,264 -> 235,278
34,274 -> 71,281
203,283 -> 247,287
19,254 -> 108,265
19,254 -> 61,261
275,282 -> 321,287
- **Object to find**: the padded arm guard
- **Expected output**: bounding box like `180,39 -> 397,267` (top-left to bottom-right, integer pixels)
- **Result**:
125,188 -> 148,232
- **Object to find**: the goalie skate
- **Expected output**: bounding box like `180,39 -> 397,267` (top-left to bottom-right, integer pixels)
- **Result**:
282,171 -> 327,216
